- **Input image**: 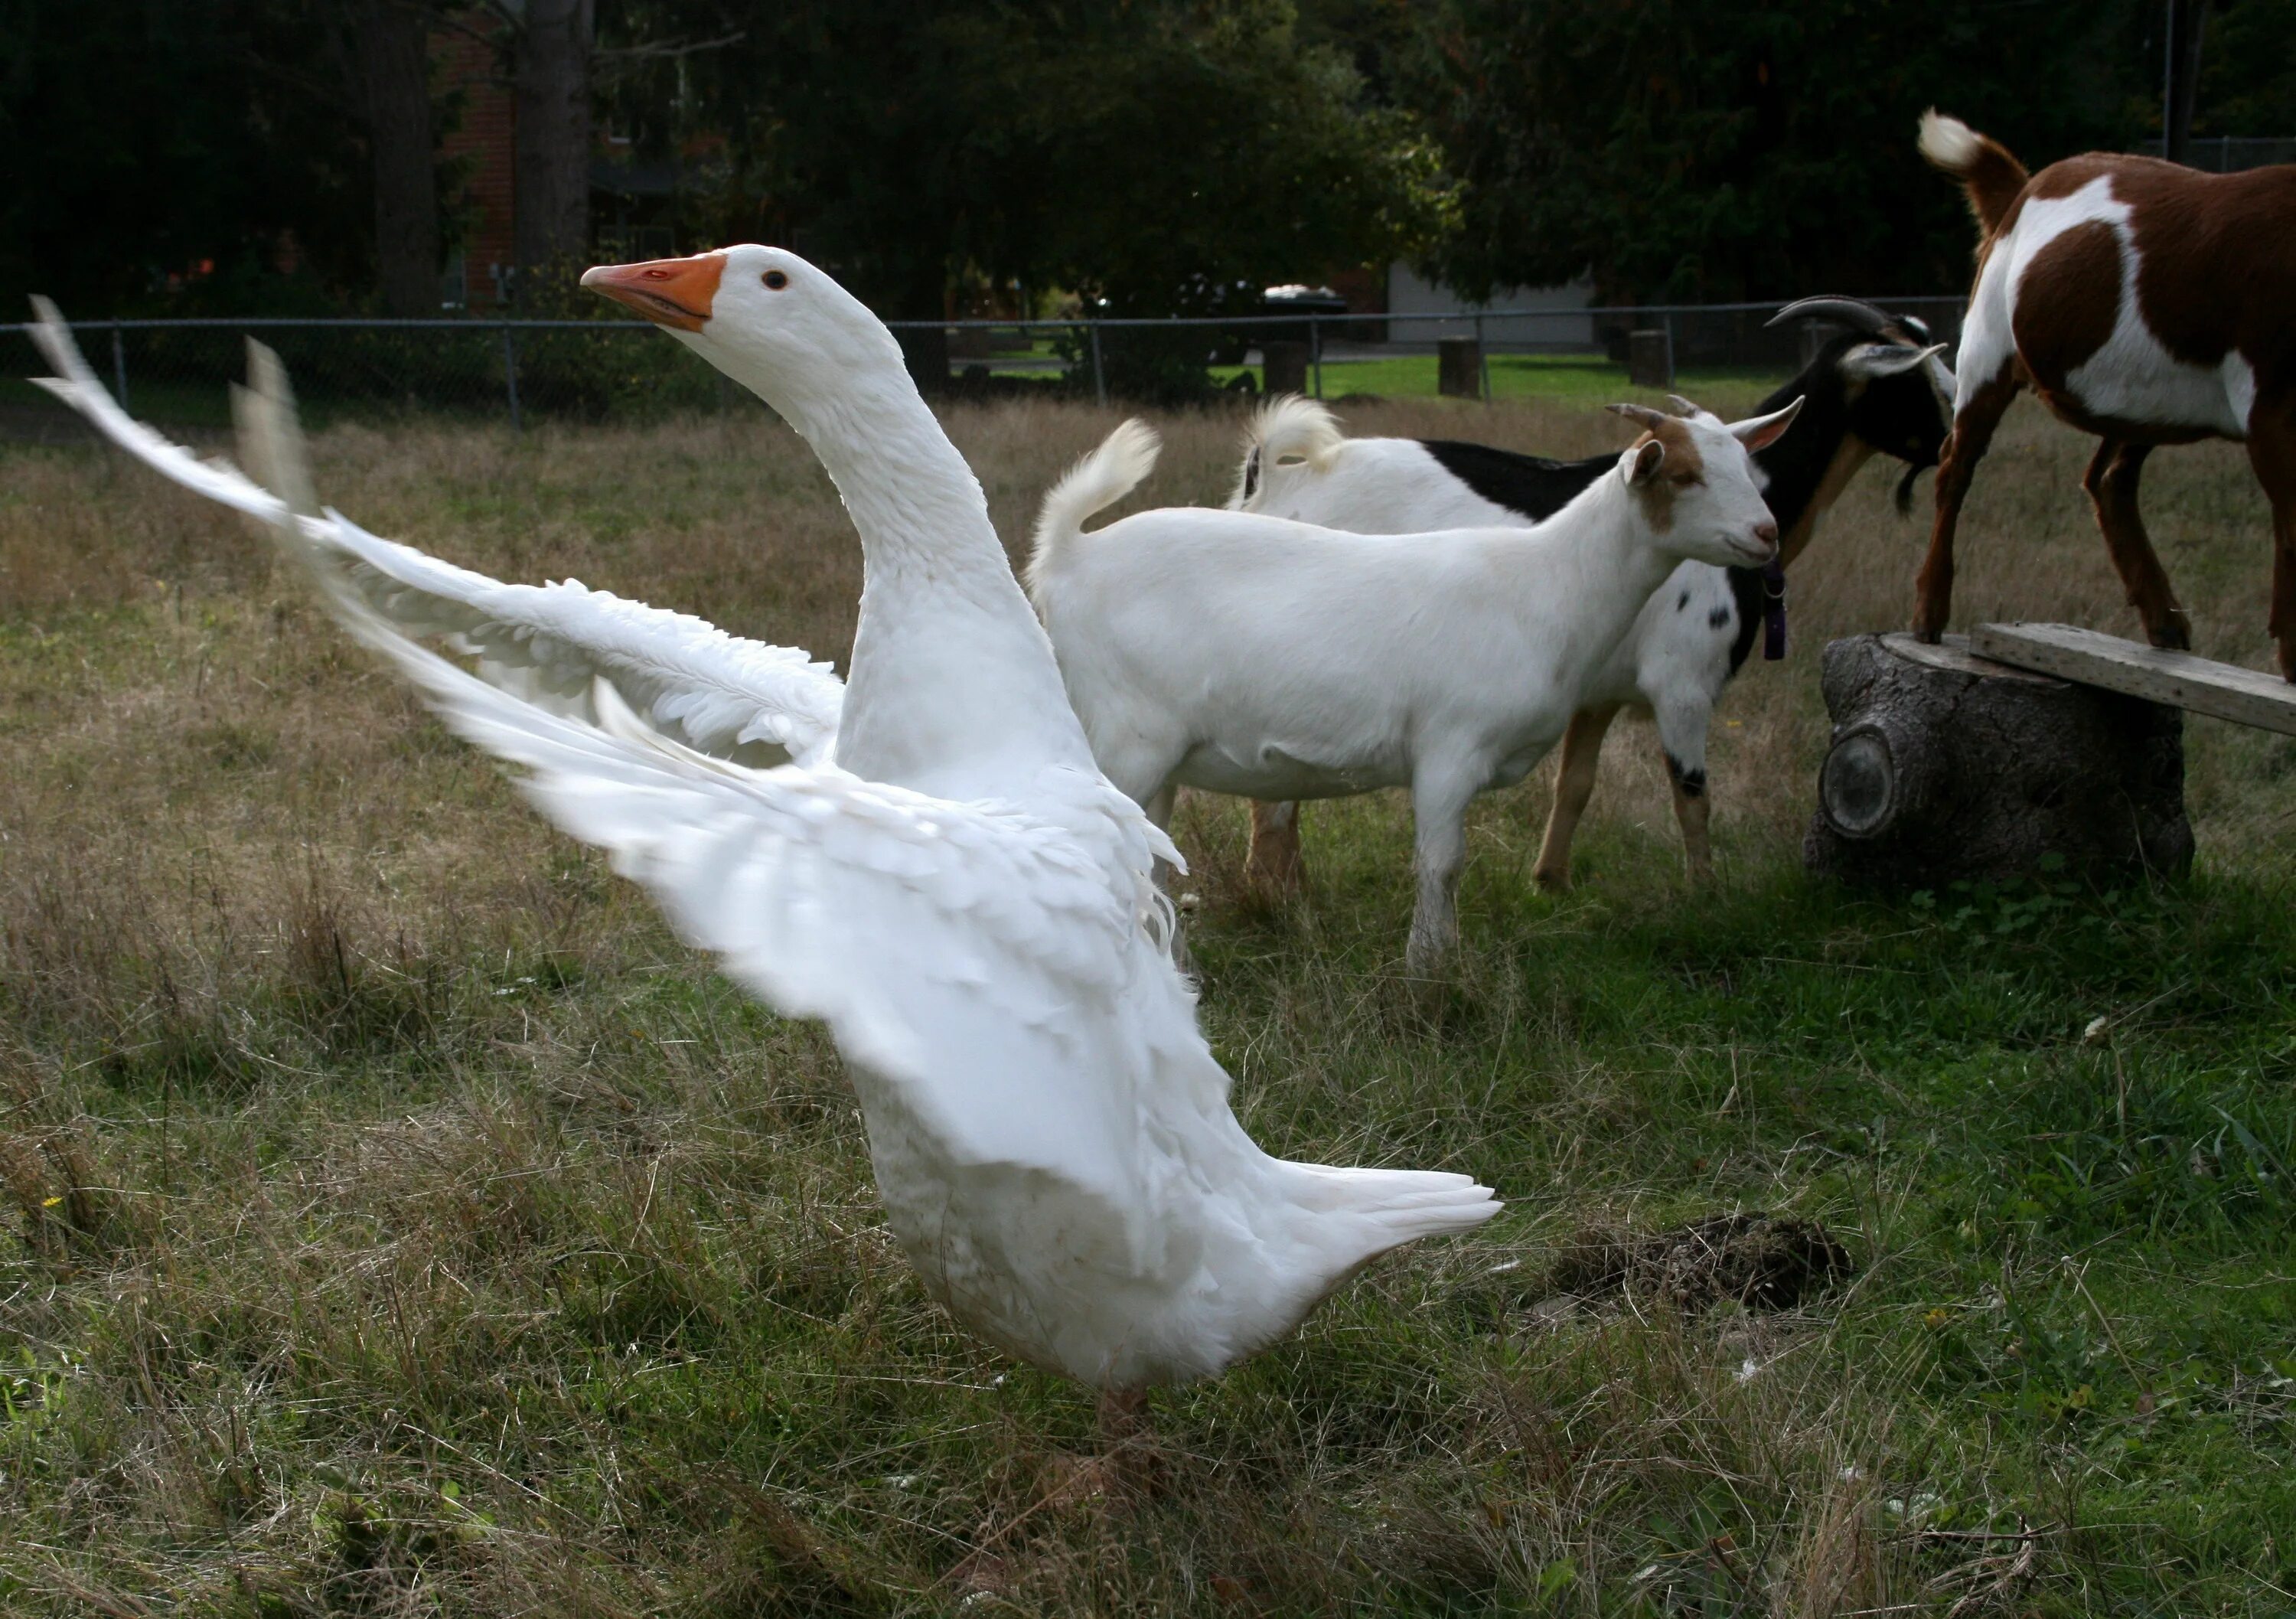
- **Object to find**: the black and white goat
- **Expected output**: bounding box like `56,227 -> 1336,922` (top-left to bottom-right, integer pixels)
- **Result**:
1231,299 -> 1952,892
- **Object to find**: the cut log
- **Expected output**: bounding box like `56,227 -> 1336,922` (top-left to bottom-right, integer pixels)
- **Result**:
1261,340 -> 1309,397
1437,337 -> 1482,399
1803,633 -> 2193,889
1628,328 -> 1674,388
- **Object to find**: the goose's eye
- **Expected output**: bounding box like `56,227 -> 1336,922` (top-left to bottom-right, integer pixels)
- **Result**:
762,269 -> 789,290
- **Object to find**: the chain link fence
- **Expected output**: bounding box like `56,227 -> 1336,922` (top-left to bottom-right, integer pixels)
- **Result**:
1,296 -> 1968,439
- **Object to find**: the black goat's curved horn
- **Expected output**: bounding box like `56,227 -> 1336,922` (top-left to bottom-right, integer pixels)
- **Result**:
1766,295 -> 1898,337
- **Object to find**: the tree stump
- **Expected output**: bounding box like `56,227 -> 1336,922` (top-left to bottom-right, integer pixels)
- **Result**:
1802,633 -> 2193,889
1437,336 -> 1482,398
1261,340 -> 1309,397
1628,328 -> 1674,388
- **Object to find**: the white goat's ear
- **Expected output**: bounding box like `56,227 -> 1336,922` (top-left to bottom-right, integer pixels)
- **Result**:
1626,437 -> 1666,484
1841,341 -> 1949,382
1730,395 -> 1803,452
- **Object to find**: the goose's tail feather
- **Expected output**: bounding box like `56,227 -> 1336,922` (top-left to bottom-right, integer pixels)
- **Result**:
1305,1164 -> 1502,1245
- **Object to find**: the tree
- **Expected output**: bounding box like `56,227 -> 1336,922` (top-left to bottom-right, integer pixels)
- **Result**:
1384,0 -> 2152,303
2199,0 -> 2296,135
510,0 -> 594,279
344,0 -> 442,315
615,0 -> 1450,391
0,0 -> 369,313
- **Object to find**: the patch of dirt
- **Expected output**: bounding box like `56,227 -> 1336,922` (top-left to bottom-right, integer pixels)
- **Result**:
1543,1213 -> 1854,1312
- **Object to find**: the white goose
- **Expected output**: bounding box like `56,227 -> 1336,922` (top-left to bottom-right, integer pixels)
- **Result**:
28,250 -> 1499,1406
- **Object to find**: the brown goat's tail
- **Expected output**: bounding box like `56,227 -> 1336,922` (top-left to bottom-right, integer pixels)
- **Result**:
1919,110 -> 2029,236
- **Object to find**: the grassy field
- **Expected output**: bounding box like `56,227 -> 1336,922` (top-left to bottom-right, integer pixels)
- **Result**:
2,389 -> 2293,1616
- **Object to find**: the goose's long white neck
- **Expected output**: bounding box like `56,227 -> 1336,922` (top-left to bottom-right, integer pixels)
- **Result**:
765,365 -> 1095,795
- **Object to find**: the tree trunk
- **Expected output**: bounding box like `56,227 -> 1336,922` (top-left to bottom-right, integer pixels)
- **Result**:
351,0 -> 439,317
2163,0 -> 2208,166
514,0 -> 592,285
1803,633 -> 2193,889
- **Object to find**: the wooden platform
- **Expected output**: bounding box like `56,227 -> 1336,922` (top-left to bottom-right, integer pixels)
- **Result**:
1969,622 -> 2296,738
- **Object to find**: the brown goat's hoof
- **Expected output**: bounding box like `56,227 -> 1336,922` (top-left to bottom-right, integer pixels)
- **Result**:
1531,867 -> 1570,894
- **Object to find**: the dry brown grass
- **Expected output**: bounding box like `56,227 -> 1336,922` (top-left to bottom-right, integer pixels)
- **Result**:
2,393 -> 2291,1616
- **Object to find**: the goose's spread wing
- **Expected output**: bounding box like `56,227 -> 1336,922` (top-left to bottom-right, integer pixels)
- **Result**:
26,300 -> 844,767
233,350 -> 1167,1231
405,617 -> 1155,1200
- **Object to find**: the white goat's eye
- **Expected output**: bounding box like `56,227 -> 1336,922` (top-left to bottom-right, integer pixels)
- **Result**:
762,269 -> 789,290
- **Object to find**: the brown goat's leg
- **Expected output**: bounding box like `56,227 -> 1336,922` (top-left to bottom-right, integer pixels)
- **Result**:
2086,439 -> 2192,651
1245,800 -> 1307,897
1913,372 -> 2018,642
1531,703 -> 1621,893
2246,403 -> 2296,680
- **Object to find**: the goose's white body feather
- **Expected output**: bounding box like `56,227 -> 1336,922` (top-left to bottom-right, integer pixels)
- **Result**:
30,256 -> 1497,1390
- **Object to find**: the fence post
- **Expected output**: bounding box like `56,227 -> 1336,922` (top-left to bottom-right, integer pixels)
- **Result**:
110,322 -> 129,411
1475,312 -> 1492,402
501,325 -> 522,431
1309,317 -> 1322,400
1088,320 -> 1107,407
1663,312 -> 1678,386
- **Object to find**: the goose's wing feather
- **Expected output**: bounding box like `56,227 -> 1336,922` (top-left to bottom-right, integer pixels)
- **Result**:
229,341 -> 1159,1213
334,570 -> 1157,1207
314,508 -> 844,766
27,301 -> 843,767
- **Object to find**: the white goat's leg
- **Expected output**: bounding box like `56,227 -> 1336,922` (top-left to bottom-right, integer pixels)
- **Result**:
1143,782 -> 1183,887
1531,703 -> 1622,893
1143,782 -> 1196,973
1405,761 -> 1482,978
1652,696 -> 1716,886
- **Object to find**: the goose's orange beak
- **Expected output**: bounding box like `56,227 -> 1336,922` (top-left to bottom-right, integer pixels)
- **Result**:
580,253 -> 724,331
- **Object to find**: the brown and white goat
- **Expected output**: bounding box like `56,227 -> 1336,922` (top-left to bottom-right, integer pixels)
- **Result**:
1915,111 -> 2296,678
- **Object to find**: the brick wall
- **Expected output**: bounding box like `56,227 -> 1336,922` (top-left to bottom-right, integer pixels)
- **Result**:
434,18 -> 515,308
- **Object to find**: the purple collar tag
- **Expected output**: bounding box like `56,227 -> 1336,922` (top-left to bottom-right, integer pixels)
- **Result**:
1762,558 -> 1787,661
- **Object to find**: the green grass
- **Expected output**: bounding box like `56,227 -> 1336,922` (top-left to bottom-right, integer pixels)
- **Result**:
3,399 -> 2293,1614
1210,353 -> 1777,404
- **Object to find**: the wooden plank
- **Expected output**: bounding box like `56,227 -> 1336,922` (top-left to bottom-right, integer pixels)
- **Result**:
1879,631 -> 2065,684
1969,622 -> 2296,736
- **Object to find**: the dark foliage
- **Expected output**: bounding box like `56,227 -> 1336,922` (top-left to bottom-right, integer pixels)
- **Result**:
1380,0 -> 2160,302
0,2 -> 375,312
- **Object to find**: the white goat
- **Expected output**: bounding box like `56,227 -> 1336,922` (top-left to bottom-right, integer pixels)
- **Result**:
1229,331 -> 1949,892
1026,398 -> 1799,974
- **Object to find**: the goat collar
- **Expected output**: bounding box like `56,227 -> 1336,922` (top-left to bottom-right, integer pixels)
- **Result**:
1763,557 -> 1788,661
